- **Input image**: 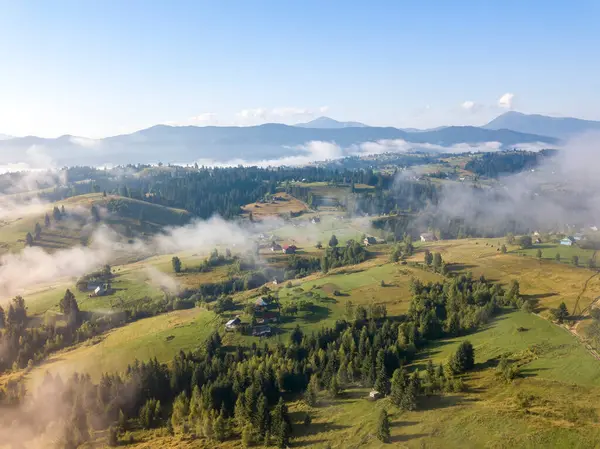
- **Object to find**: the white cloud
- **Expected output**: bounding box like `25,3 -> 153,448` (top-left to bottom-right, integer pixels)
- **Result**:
190,112 -> 218,123
319,105 -> 329,114
461,100 -> 477,111
498,92 -> 515,109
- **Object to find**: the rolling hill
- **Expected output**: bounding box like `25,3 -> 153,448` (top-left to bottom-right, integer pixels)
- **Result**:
484,111 -> 600,140
0,193 -> 191,254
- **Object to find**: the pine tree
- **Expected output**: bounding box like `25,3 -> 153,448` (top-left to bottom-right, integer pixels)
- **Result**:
25,232 -> 34,246
172,256 -> 182,273
34,222 -> 42,240
401,372 -> 418,411
171,391 -> 189,433
304,374 -> 319,406
271,397 -> 292,449
328,234 -> 338,248
328,375 -> 342,398
44,213 -> 50,227
241,424 -> 254,448
376,409 -> 391,443
390,368 -> 405,407
374,349 -> 390,395
255,393 -> 270,440
213,410 -> 227,442
449,341 -> 475,374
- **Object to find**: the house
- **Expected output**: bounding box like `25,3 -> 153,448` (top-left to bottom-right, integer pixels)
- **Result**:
270,243 -> 282,252
560,237 -> 575,246
252,325 -> 272,337
282,244 -> 297,254
272,278 -> 280,285
420,232 -> 436,242
255,298 -> 268,308
259,312 -> 279,324
363,236 -> 377,246
93,284 -> 108,297
311,217 -> 321,224
225,317 -> 241,331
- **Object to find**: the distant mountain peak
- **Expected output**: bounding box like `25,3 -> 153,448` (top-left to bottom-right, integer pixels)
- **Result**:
484,111 -> 600,140
295,116 -> 369,129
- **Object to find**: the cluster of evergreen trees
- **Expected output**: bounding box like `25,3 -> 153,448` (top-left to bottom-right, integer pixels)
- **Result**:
2,273 -> 503,448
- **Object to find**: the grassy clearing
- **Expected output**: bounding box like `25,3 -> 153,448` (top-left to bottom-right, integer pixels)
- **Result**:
416,238 -> 600,314
516,242 -> 596,266
22,269 -> 166,316
424,310 -> 600,387
241,192 -> 308,218
25,308 -> 217,388
224,261 -> 443,348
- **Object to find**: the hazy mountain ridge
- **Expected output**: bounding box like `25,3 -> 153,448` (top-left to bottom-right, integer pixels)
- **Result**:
295,116 -> 369,128
0,123 -> 555,167
484,111 -> 600,140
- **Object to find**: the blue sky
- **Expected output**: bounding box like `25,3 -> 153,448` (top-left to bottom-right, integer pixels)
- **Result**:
0,0 -> 599,137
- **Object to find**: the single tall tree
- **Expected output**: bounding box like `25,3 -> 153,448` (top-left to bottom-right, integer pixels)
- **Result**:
172,256 -> 182,273
329,234 -> 339,248
376,409 -> 391,443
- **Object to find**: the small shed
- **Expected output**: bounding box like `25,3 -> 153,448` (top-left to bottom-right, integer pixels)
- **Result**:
94,285 -> 107,296
255,298 -> 268,308
369,390 -> 382,400
270,243 -> 282,252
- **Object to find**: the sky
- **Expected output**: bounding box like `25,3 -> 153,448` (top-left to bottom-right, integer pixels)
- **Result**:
0,0 -> 599,138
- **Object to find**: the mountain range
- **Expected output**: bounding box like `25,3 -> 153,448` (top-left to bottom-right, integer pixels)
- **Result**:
1,111 -> 597,167
483,111 -> 600,140
295,116 -> 368,128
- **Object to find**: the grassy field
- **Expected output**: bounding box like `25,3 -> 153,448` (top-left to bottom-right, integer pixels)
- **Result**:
26,307 -> 217,388
516,242 -> 597,266
241,192 -> 309,218
415,238 -> 600,315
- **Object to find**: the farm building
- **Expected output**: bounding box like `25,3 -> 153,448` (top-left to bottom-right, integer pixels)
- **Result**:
311,217 -> 321,224
363,236 -> 377,246
270,243 -> 282,252
256,312 -> 279,324
560,237 -> 575,246
420,232 -> 436,242
282,244 -> 297,254
252,325 -> 272,337
255,298 -> 268,308
225,317 -> 241,331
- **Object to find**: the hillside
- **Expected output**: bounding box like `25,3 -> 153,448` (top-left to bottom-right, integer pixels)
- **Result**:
484,111 -> 600,140
0,193 -> 191,254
